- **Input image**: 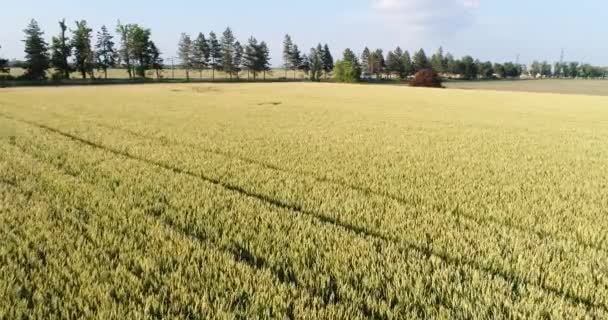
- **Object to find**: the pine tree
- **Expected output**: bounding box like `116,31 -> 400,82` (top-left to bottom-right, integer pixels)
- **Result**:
309,45 -> 323,81
431,47 -> 445,73
322,44 -> 334,78
282,34 -> 293,78
192,33 -> 209,79
289,44 -> 302,79
178,33 -> 193,80
413,48 -> 430,72
401,51 -> 414,78
148,41 -> 163,79
233,41 -> 243,79
221,27 -> 236,79
243,36 -> 258,80
22,19 -> 50,80
208,31 -> 221,80
95,25 -> 117,79
342,48 -> 361,80
361,47 -> 371,77
258,41 -> 271,80
50,19 -> 72,79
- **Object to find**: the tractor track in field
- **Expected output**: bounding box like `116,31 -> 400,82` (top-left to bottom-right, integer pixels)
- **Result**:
88,119 -> 608,255
2,113 -> 606,314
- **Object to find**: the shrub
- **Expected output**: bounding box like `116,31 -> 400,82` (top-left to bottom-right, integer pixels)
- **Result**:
409,68 -> 443,88
333,60 -> 358,83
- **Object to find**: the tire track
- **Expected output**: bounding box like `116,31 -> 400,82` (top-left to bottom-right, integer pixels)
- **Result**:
4,113 -> 605,314
90,119 -> 607,255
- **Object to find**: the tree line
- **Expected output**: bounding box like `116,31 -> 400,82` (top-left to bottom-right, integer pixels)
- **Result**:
6,19 -> 163,81
1,19 -> 606,82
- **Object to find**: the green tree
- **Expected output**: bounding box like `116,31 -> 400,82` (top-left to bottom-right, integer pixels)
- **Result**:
289,44 -> 302,79
309,45 -> 323,81
116,22 -> 134,79
322,44 -> 334,78
50,19 -> 72,79
430,47 -> 445,73
342,48 -> 361,80
95,25 -> 117,79
298,54 -> 310,76
233,41 -> 243,79
334,60 -> 358,83
568,62 -> 579,78
221,27 -> 236,79
540,61 -> 552,78
282,34 -> 293,77
401,50 -> 414,79
257,41 -> 271,80
493,63 -> 505,78
370,49 -> 385,79
361,47 -> 371,78
129,25 -> 152,78
530,61 -> 541,78
386,50 -> 402,79
192,33 -> 209,79
243,37 -> 258,80
461,56 -> 478,80
478,61 -> 494,79
71,20 -> 95,79
208,31 -> 222,80
22,19 -> 50,80
413,48 -> 430,72
178,33 -> 193,80
148,41 -> 163,79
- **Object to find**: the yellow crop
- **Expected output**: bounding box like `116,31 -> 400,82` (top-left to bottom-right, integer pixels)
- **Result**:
1,83 -> 607,318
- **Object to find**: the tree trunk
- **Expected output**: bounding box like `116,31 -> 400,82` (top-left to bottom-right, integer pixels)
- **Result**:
104,69 -> 108,80
212,68 -> 215,81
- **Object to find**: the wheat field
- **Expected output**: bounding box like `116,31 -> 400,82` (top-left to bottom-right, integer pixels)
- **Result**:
1,83 -> 607,319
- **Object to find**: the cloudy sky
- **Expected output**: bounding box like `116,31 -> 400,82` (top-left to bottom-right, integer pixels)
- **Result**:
1,0 -> 606,65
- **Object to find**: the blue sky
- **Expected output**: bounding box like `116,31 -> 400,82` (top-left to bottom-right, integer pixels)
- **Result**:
1,0 -> 606,66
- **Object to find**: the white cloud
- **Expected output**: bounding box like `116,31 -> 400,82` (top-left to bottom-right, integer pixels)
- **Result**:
370,0 -> 480,34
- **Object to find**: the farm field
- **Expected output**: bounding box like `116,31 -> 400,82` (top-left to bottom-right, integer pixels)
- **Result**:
445,79 -> 608,96
1,83 -> 608,318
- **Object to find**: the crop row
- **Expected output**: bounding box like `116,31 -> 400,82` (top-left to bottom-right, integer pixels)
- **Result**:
0,116 -> 605,318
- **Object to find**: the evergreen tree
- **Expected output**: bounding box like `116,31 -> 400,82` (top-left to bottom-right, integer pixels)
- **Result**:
282,34 -> 293,77
289,44 -> 302,79
322,44 -> 334,78
208,31 -> 222,80
192,33 -> 209,79
361,47 -> 371,77
178,33 -> 193,80
243,36 -> 258,80
413,48 -> 430,72
430,47 -> 445,73
233,41 -> 243,79
148,41 -> 163,79
401,51 -> 414,78
298,54 -> 310,76
309,45 -> 323,81
95,25 -> 117,79
50,19 -> 72,79
370,49 -> 385,79
460,56 -> 478,80
386,50 -> 402,79
221,27 -> 236,79
342,48 -> 361,80
258,41 -> 271,80
22,19 -> 50,80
